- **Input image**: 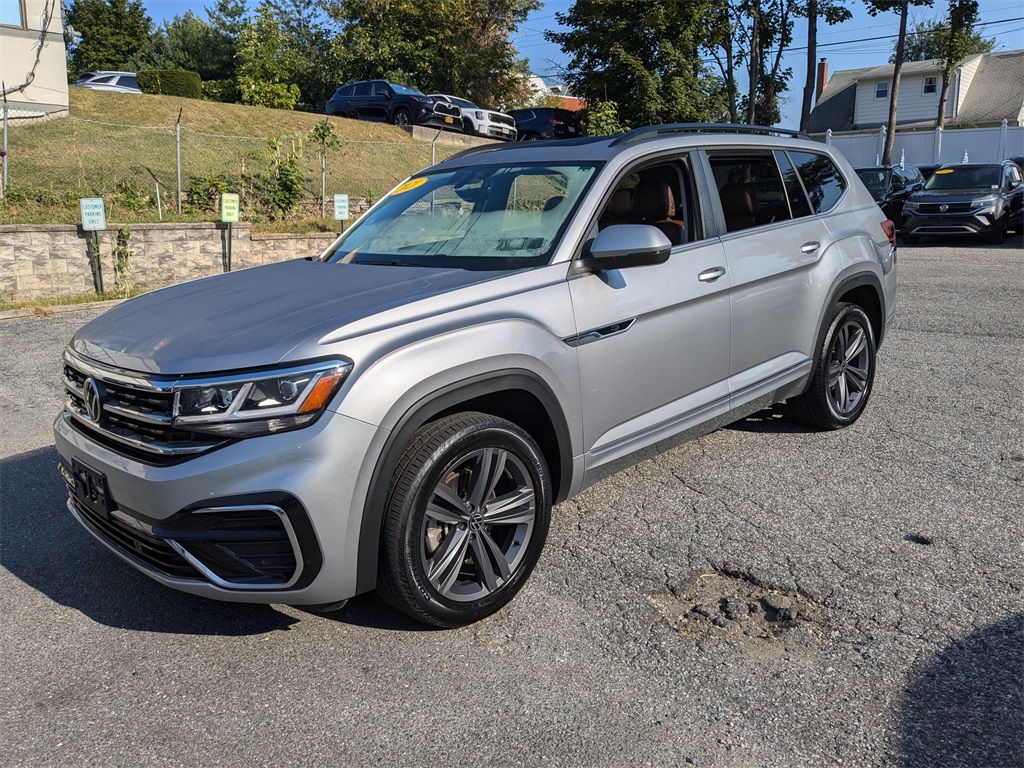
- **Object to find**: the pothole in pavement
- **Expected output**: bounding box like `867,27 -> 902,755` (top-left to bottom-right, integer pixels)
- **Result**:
653,569 -> 824,640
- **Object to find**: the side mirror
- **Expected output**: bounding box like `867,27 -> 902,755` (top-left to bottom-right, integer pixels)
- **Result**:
577,225 -> 672,271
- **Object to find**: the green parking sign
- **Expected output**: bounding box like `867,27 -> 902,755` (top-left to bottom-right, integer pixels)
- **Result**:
333,193 -> 350,221
221,193 -> 240,223
80,198 -> 106,231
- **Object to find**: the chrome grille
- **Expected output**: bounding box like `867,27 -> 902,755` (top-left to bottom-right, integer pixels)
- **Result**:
434,101 -> 460,118
63,352 -> 227,461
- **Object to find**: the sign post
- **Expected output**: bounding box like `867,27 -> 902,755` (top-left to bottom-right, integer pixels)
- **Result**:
221,193 -> 240,271
333,193 -> 350,235
80,197 -> 107,294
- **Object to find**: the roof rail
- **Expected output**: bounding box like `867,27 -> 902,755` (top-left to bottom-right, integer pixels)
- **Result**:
609,123 -> 816,147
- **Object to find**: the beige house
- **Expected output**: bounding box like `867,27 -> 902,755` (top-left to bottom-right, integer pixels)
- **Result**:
809,50 -> 1024,134
1,0 -> 69,119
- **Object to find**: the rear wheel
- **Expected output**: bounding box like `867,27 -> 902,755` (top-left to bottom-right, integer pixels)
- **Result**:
376,413 -> 551,627
790,303 -> 876,430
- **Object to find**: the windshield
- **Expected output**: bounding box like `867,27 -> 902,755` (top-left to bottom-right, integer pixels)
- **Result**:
441,95 -> 477,110
855,168 -> 889,192
389,83 -> 424,96
924,166 -> 1001,190
323,163 -> 600,269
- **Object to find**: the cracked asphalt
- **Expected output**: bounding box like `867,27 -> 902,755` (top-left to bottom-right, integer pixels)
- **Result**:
1,242 -> 1021,767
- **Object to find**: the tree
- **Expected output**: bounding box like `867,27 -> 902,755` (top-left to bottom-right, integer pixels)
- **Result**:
269,0 -> 344,111
547,0 -> 728,128
798,0 -> 852,132
235,3 -> 301,109
865,0 -> 934,165
323,0 -> 537,109
147,12 -> 235,82
889,16 -> 993,62
66,0 -> 153,75
205,0 -> 249,81
934,1 -> 989,128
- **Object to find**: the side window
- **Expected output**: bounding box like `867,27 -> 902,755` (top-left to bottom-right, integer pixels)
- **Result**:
0,0 -> 24,27
788,151 -> 847,214
875,81 -> 889,100
923,76 -> 937,95
775,151 -> 813,218
120,75 -> 139,90
336,85 -> 354,98
709,152 -> 792,233
596,161 -> 697,246
353,82 -> 372,97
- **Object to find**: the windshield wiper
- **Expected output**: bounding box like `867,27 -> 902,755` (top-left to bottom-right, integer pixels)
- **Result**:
354,259 -> 422,267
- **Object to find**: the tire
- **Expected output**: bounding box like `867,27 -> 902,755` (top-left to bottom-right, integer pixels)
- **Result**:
984,216 -> 1008,245
901,233 -> 920,245
376,412 -> 552,628
789,303 -> 876,430
391,107 -> 411,127
521,133 -> 540,142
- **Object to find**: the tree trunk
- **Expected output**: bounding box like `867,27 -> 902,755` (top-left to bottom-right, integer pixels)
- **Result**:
883,0 -> 909,166
935,61 -> 954,129
800,0 -> 818,132
746,1 -> 760,124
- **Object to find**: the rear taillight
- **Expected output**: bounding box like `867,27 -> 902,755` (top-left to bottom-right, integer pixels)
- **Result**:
548,118 -> 558,125
881,219 -> 896,244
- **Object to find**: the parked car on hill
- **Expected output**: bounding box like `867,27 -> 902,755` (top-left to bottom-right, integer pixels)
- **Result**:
428,95 -> 516,141
509,107 -> 583,141
72,71 -> 141,94
326,80 -> 463,131
55,124 -> 896,628
854,164 -> 925,222
902,161 -> 1024,244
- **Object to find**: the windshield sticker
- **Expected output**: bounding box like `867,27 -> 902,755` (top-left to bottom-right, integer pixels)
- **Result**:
935,169 -> 954,174
392,177 -> 428,195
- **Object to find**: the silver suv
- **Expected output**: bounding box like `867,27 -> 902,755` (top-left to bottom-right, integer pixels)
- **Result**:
55,125 -> 897,627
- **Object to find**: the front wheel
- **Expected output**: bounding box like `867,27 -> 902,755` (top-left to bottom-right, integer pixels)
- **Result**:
985,216 -> 1008,244
391,107 -> 411,127
376,413 -> 552,627
789,303 -> 876,430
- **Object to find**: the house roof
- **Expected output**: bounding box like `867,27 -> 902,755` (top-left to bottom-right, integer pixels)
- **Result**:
808,49 -> 1023,133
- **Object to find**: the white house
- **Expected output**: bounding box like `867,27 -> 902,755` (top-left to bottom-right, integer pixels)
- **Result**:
809,50 -> 1024,134
1,0 -> 69,120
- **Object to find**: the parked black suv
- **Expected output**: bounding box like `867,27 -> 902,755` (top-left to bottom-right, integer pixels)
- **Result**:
902,161 -> 1024,244
854,164 -> 925,222
326,80 -> 463,131
509,107 -> 583,141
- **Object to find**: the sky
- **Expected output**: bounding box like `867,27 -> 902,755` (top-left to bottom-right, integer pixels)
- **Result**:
143,0 -> 1024,128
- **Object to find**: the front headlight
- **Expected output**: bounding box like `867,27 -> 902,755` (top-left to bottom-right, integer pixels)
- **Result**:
904,200 -> 920,210
476,111 -> 485,121
971,197 -> 997,213
173,360 -> 352,437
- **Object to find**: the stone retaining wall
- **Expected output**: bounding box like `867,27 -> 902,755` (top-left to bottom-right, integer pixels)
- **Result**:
0,223 -> 340,302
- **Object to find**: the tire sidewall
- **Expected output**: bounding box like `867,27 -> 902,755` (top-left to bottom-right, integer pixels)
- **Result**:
821,304 -> 876,426
391,418 -> 551,625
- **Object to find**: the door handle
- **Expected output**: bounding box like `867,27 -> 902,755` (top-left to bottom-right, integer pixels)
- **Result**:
801,241 -> 821,253
698,266 -> 727,283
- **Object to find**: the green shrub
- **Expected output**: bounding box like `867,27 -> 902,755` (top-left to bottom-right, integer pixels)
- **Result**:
137,70 -> 203,99
202,79 -> 240,103
238,78 -> 300,110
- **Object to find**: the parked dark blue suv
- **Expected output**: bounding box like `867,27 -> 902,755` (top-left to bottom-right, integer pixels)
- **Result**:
326,80 -> 463,131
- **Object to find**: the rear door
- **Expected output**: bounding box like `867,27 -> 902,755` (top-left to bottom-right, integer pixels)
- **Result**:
702,148 -> 843,402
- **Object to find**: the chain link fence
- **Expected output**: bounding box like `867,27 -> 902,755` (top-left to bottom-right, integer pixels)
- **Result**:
2,114 -> 465,222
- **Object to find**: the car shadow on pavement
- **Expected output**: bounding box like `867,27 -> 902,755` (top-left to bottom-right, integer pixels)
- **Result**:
724,403 -> 816,434
899,613 -> 1023,767
1,445 -> 301,636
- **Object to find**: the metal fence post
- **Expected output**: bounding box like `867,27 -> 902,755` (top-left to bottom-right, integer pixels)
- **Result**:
175,107 -> 182,214
2,83 -> 8,197
998,119 -> 1008,160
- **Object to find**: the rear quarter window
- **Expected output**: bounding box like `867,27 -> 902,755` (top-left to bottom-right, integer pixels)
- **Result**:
788,151 -> 847,213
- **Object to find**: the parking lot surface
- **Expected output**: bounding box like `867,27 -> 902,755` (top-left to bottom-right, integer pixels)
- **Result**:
1,242 -> 1021,767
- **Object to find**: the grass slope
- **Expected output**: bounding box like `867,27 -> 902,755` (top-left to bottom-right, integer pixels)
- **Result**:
2,89 -> 461,227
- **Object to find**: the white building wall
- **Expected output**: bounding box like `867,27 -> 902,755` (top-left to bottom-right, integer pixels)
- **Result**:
0,0 -> 69,119
954,54 -> 984,115
855,71 -> 955,125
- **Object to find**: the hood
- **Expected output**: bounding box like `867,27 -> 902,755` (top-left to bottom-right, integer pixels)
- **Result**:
70,259 -> 508,375
911,187 -> 999,203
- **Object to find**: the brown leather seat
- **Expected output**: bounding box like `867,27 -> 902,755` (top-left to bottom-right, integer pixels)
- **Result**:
720,183 -> 759,232
632,180 -> 686,245
599,187 -> 633,229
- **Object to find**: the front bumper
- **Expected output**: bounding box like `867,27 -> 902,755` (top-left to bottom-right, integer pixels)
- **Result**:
53,408 -> 383,605
902,210 -> 1003,237
417,111 -> 463,132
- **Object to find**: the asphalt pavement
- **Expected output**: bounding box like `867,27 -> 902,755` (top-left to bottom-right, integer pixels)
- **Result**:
1,242 -> 1021,767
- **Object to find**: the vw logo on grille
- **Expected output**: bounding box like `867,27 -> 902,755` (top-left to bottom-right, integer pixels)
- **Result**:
82,377 -> 105,424
939,203 -> 949,212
